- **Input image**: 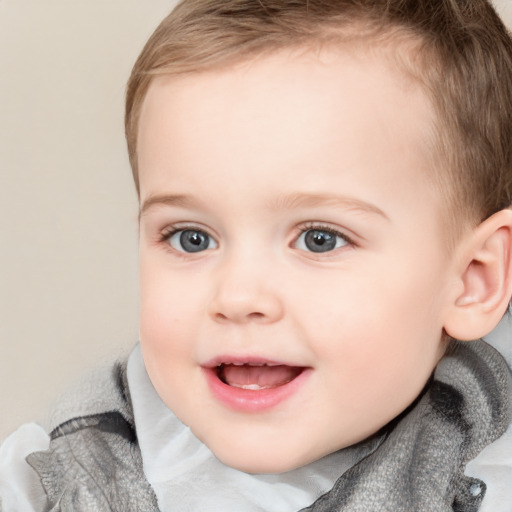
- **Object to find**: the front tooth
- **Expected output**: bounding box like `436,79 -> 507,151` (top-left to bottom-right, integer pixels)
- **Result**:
230,383 -> 269,390
232,362 -> 244,366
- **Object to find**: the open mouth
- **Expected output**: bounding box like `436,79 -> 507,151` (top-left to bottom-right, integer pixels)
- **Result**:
203,357 -> 311,411
216,363 -> 304,390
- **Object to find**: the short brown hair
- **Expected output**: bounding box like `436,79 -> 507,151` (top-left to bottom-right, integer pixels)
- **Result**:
126,0 -> 512,230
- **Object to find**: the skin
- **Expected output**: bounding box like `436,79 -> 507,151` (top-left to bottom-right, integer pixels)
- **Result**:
136,46 -> 458,474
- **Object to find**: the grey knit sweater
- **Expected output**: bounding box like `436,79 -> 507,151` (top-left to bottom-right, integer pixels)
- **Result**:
24,340 -> 511,512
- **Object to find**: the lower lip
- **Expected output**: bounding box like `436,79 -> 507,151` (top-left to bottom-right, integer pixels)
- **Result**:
202,367 -> 311,412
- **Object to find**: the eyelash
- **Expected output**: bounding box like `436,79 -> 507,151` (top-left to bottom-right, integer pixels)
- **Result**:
295,222 -> 355,248
157,223 -> 355,254
159,225 -> 198,243
158,224 -> 217,253
297,223 -> 352,241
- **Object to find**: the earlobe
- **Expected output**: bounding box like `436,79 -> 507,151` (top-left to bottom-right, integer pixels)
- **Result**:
444,209 -> 512,341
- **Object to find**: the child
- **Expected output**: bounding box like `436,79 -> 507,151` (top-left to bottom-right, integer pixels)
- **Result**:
1,0 -> 512,510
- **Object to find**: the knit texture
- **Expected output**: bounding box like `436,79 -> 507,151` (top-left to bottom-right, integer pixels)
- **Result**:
26,363 -> 159,512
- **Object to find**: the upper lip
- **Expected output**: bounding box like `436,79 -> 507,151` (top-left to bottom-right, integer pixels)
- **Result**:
202,355 -> 305,368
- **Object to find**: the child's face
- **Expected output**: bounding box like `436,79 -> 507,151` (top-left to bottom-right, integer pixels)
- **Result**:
137,47 -> 455,473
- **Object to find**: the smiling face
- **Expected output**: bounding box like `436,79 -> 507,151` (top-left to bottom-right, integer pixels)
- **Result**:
137,46 -> 455,473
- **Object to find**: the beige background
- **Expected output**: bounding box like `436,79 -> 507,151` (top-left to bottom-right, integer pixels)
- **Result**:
1,1 -> 511,440
0,0 -> 178,439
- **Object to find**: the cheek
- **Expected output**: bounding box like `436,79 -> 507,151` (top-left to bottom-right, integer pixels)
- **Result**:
139,260 -> 195,356
139,267 -> 199,408
298,257 -> 445,377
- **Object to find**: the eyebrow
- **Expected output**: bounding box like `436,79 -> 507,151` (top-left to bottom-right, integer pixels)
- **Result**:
140,194 -> 197,216
268,192 -> 389,220
139,192 -> 388,220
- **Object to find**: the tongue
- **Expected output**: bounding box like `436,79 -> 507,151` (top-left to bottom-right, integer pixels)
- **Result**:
219,364 -> 302,389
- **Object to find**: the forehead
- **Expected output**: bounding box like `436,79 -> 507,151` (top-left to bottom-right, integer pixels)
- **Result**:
137,46 -> 439,221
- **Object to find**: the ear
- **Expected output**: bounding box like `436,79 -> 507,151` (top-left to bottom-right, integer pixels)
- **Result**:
444,209 -> 512,341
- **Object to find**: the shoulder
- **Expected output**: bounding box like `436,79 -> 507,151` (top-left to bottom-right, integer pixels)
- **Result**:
0,359 -> 129,512
465,424 -> 512,512
0,423 -> 50,512
464,323 -> 512,512
0,353 -> 159,512
45,358 -> 133,433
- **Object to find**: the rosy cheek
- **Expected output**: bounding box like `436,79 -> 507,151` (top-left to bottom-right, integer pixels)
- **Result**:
140,289 -> 173,344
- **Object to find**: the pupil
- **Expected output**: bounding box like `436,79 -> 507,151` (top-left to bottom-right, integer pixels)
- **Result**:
305,230 -> 336,253
190,233 -> 202,245
180,230 -> 208,252
314,233 -> 326,245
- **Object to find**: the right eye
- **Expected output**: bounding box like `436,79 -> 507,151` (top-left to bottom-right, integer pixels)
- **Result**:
168,229 -> 218,253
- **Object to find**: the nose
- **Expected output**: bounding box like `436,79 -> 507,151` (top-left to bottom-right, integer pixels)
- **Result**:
208,254 -> 284,324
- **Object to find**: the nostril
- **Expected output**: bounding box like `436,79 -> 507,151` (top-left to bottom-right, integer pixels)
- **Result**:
214,311 -> 264,322
209,291 -> 284,324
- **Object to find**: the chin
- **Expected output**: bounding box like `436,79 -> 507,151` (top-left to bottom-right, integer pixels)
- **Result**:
210,441 -> 313,474
218,454 -> 301,475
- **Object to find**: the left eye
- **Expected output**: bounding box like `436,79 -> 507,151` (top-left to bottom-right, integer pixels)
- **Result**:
168,229 -> 218,253
295,228 -> 348,253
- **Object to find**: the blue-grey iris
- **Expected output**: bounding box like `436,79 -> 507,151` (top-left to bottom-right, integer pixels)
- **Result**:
304,230 -> 337,252
180,230 -> 210,252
